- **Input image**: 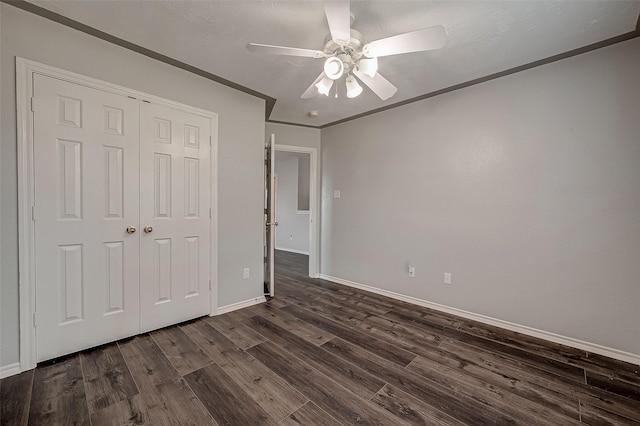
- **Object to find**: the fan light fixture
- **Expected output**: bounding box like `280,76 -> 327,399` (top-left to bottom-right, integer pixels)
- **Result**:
318,56 -> 364,98
357,57 -> 378,78
323,57 -> 344,80
247,0 -> 447,101
315,76 -> 334,96
345,75 -> 363,98
317,70 -> 365,98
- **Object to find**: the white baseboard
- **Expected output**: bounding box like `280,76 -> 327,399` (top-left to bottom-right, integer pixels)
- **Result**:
275,246 -> 310,256
0,362 -> 21,379
215,296 -> 267,316
319,274 -> 640,365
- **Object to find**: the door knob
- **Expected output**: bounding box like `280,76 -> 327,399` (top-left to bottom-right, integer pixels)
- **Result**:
144,226 -> 153,233
126,226 -> 136,234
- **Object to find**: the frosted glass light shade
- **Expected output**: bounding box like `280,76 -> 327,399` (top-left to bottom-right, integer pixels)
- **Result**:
315,76 -> 334,96
358,57 -> 378,77
346,75 -> 363,98
323,57 -> 344,80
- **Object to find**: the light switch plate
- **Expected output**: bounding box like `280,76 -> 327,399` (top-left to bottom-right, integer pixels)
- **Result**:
333,190 -> 341,199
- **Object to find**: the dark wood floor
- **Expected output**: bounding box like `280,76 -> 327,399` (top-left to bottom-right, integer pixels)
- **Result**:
2,250 -> 639,425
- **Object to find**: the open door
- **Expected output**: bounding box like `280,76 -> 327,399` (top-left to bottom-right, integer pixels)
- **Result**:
264,134 -> 277,297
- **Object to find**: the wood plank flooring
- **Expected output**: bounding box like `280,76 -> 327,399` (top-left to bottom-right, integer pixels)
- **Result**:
2,250 -> 639,425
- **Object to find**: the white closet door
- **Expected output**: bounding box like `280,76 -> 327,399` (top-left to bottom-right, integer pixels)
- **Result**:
33,75 -> 140,361
139,102 -> 211,331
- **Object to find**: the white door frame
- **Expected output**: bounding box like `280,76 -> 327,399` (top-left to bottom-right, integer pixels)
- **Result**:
16,58 -> 219,372
267,135 -> 276,297
274,144 -> 319,278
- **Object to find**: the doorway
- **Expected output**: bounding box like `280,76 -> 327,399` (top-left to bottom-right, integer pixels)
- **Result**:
274,151 -> 311,255
263,140 -> 319,298
274,145 -> 319,280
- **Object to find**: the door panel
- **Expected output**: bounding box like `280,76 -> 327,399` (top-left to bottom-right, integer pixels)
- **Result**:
34,75 -> 140,361
264,134 -> 276,297
139,102 -> 211,331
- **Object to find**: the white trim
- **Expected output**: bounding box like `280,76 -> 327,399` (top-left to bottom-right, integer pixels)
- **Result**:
16,57 -> 219,372
215,296 -> 267,316
274,144 -> 319,279
0,363 -> 22,379
210,115 -> 219,316
17,58 -> 216,118
267,135 -> 276,298
319,274 -> 640,365
275,247 -> 310,256
17,57 -> 38,372
296,210 -> 310,215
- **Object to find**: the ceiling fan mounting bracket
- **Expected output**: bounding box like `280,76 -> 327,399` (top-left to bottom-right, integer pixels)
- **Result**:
324,29 -> 364,58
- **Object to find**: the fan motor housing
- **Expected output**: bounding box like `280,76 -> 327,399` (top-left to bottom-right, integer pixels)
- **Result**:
324,29 -> 364,60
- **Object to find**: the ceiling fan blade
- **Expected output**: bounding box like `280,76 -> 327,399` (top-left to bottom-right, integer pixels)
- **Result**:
324,0 -> 351,45
353,69 -> 397,100
246,43 -> 325,59
362,25 -> 447,58
301,72 -> 326,99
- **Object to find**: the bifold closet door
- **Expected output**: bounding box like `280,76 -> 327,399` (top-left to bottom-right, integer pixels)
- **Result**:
33,75 -> 141,362
139,102 -> 211,332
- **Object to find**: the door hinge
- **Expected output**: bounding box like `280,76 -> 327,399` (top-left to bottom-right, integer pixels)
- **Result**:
33,312 -> 37,327
209,208 -> 212,219
30,97 -> 35,112
32,206 -> 35,221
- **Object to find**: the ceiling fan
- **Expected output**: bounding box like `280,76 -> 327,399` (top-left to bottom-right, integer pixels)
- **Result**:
246,1 -> 447,101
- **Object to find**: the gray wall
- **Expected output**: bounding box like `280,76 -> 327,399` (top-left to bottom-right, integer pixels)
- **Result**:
266,123 -> 321,151
297,157 -> 311,211
275,153 -> 310,254
1,4 -> 266,367
320,37 -> 640,356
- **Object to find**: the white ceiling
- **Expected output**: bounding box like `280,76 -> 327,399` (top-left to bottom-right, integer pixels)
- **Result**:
28,1 -> 640,127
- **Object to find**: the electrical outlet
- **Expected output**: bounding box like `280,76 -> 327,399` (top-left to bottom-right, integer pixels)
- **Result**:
243,268 -> 250,279
444,272 -> 452,285
408,264 -> 415,278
